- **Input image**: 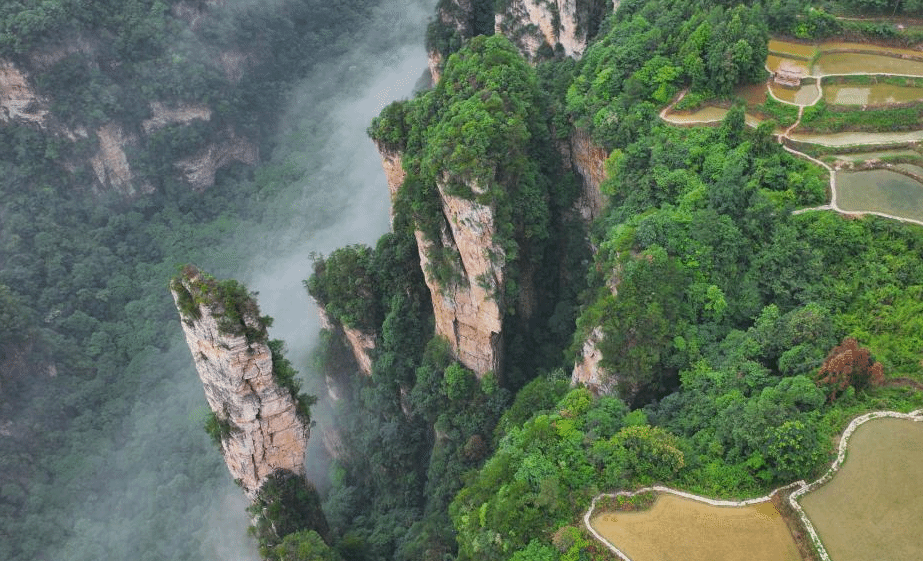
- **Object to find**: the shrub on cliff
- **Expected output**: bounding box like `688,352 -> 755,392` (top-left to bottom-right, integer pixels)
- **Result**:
249,470 -> 331,559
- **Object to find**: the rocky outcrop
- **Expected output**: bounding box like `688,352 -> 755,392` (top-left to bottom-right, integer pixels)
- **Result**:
0,62 -> 47,125
171,267 -> 309,498
416,180 -> 505,377
317,307 -> 376,377
562,128 -> 609,221
91,123 -> 155,197
141,102 -> 211,134
570,326 -> 614,395
495,0 -> 587,60
175,130 -> 258,191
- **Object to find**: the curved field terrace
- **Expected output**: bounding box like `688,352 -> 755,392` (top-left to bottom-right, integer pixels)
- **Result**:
591,494 -> 801,561
664,39 -> 923,226
797,417 -> 923,561
585,411 -> 923,561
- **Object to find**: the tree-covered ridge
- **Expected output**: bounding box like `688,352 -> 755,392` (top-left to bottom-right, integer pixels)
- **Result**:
335,2 -> 923,561
372,34 -> 563,292
565,0 -> 770,146
1,0 -> 377,194
0,0 -> 391,558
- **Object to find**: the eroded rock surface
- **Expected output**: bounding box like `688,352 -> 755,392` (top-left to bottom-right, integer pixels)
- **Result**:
570,326 -> 614,395
495,0 -> 587,60
175,130 -> 258,191
565,128 -> 609,221
0,61 -> 47,125
171,268 -> 309,498
317,307 -> 376,378
415,181 -> 505,377
373,140 -> 407,201
91,123 -> 155,197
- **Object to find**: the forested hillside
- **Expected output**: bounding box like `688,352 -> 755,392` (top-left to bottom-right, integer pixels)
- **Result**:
0,0 -> 421,559
3,0 -> 923,560
308,1 -> 923,560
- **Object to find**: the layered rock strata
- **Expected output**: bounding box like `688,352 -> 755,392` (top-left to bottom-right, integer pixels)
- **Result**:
375,150 -> 505,378
317,307 -> 376,378
561,128 -> 609,221
495,0 -> 587,60
171,268 -> 309,498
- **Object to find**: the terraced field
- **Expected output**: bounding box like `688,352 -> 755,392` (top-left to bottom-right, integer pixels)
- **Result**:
662,39 -> 923,226
799,417 -> 923,561
587,412 -> 923,561
836,169 -> 923,222
591,494 -> 801,561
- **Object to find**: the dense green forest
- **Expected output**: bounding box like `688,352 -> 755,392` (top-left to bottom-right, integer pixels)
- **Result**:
0,0 -> 429,559
4,0 -> 923,560
307,1 -> 923,560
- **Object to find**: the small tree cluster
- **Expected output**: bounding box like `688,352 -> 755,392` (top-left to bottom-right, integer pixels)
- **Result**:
248,470 -> 331,559
815,337 -> 884,402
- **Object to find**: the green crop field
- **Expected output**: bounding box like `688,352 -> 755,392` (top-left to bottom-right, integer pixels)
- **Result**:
836,169 -> 923,222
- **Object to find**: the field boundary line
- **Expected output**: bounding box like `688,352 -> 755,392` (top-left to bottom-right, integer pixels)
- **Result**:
584,409 -> 923,561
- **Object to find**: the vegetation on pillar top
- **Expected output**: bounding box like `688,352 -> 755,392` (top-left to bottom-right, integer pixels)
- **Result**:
171,264 -> 272,343
373,34 -> 563,297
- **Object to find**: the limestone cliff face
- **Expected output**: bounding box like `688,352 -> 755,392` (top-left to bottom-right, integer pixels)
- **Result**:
495,0 -> 587,60
374,140 -> 505,377
175,130 -> 259,191
373,140 -> 407,202
317,306 -> 376,378
561,128 -> 609,221
427,0 -> 475,84
171,268 -> 309,498
416,181 -> 505,377
90,123 -> 155,197
0,62 -> 48,125
428,50 -> 445,85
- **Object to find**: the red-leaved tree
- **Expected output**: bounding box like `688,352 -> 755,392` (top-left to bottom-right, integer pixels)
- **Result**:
815,337 -> 884,402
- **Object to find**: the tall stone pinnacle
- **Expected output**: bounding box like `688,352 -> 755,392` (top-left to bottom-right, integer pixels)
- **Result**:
170,265 -> 310,498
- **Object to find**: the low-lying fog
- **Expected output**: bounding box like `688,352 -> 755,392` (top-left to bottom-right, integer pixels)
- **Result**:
50,0 -> 434,558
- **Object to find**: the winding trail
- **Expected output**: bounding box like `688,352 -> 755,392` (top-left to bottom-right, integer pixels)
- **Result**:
583,409 -> 923,561
659,58 -> 923,227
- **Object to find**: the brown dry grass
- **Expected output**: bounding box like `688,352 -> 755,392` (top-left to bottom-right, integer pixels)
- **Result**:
591,494 -> 802,561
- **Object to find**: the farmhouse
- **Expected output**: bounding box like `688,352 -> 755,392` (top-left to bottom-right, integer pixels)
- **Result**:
774,60 -> 804,87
